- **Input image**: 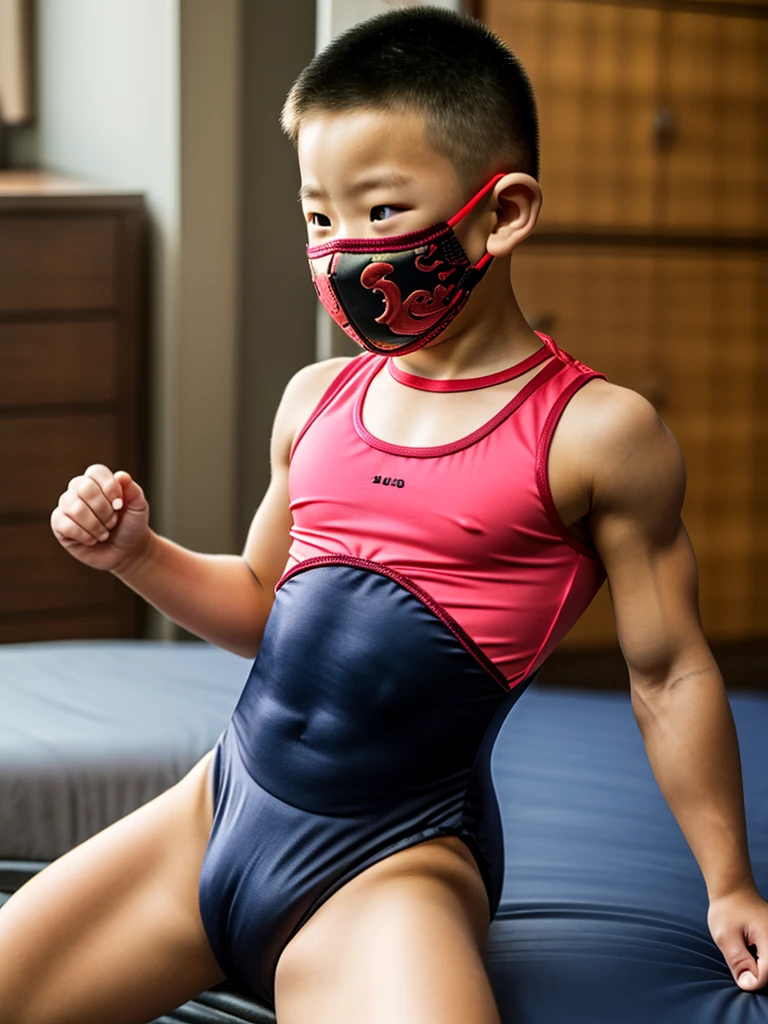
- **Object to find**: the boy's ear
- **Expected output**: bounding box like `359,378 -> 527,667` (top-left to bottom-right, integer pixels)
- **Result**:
485,173 -> 542,257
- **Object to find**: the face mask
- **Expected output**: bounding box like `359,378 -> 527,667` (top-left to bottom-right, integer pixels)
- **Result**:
306,173 -> 504,356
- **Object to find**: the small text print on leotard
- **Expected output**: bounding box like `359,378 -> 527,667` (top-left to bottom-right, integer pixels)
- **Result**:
372,475 -> 405,488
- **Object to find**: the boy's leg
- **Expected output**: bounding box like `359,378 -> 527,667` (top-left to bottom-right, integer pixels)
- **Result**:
0,750 -> 227,1024
274,836 -> 502,1024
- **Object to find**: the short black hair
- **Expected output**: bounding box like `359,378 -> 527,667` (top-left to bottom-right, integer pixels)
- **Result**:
281,6 -> 539,184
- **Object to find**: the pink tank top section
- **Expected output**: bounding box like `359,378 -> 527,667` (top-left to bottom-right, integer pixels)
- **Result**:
285,333 -> 607,688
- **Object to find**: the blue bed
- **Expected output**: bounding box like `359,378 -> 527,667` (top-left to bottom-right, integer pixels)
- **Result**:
0,640 -> 765,1022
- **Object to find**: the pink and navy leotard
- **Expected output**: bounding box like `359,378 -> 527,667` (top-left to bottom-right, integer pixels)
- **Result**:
198,332 -> 607,1008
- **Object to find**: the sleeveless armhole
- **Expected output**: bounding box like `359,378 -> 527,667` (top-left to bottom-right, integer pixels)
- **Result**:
289,355 -> 372,463
535,371 -> 607,560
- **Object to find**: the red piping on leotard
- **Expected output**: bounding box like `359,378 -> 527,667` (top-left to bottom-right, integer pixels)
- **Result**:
535,370 -> 607,559
519,558 -> 582,684
387,344 -> 550,392
275,554 -> 511,693
355,356 -> 565,458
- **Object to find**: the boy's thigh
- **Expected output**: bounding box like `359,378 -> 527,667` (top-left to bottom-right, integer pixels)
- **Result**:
0,749 -> 226,1024
274,837 -> 502,1024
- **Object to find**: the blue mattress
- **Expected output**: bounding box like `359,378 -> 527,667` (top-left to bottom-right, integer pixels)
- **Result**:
0,640 -> 248,862
0,640 -> 765,1022
486,687 -> 768,1022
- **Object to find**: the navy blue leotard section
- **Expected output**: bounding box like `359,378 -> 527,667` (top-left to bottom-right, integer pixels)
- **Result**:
198,561 -> 533,1009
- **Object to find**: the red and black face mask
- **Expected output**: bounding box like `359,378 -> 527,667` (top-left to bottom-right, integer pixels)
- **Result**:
306,173 -> 504,357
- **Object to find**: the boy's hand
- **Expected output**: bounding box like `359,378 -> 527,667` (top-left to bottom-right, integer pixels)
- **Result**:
708,887 -> 768,990
50,465 -> 151,574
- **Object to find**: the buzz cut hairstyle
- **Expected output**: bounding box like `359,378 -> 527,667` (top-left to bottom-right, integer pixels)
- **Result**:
281,6 -> 540,186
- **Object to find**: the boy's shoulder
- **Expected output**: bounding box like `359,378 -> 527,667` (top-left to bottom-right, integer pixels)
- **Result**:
275,356 -> 359,456
556,376 -> 684,508
285,355 -> 359,406
290,356 -> 360,395
562,377 -> 666,450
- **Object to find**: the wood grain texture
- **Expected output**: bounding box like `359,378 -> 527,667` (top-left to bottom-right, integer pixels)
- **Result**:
485,0 -> 663,230
0,215 -> 116,314
0,181 -> 147,641
0,608 -> 128,644
659,7 -> 768,233
0,521 -> 119,615
0,412 -> 119,514
0,321 -> 118,407
485,0 -> 767,649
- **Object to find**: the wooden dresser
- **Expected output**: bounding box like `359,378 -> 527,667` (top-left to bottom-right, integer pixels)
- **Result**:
0,171 -> 148,642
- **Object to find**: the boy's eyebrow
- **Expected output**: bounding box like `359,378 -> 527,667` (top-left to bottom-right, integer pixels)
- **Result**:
298,172 -> 415,203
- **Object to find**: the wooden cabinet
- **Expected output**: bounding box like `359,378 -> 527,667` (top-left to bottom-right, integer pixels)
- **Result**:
660,6 -> 768,234
482,0 -> 768,649
484,0 -> 768,236
0,172 -> 148,642
486,0 -> 663,230
512,244 -> 768,646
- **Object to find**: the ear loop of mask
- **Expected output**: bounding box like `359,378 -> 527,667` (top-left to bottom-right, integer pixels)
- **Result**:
446,172 -> 506,271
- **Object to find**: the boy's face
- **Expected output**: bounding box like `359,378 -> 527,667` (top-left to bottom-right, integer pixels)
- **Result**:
297,107 -> 487,259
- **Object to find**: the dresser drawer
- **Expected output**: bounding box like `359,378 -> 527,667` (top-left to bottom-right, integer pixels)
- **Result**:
0,606 -> 126,638
0,215 -> 116,313
0,608 -> 127,644
0,412 -> 118,514
0,521 -> 119,614
0,321 -> 118,407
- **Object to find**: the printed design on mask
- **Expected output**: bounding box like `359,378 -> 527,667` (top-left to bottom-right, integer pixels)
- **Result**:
414,244 -> 459,280
305,173 -> 504,356
360,244 -> 466,337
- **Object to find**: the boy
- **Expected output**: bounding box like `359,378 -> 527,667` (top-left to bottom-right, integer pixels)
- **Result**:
1,8 -> 766,1024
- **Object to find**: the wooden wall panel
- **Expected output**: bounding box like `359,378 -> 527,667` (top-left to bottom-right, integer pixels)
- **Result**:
513,243 -> 768,645
484,0 -> 662,229
512,243 -> 660,646
486,0 -> 768,650
512,244 -> 659,396
660,8 -> 768,233
657,251 -> 768,637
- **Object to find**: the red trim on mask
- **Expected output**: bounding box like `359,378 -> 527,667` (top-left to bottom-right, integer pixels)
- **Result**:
307,222 -> 454,259
306,173 -> 506,260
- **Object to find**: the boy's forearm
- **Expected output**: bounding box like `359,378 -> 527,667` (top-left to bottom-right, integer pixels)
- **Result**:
631,667 -> 758,902
111,530 -> 269,658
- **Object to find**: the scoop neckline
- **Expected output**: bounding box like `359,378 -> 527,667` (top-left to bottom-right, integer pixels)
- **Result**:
387,343 -> 551,392
353,353 -> 564,458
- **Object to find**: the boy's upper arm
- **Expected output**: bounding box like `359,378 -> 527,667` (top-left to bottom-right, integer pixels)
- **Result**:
574,382 -> 714,689
241,356 -> 355,597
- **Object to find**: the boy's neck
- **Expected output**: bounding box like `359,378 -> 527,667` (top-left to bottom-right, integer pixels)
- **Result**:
391,262 -> 543,380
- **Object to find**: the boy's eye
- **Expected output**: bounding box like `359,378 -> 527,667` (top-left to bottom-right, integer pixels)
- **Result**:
370,205 -> 401,222
309,212 -> 331,227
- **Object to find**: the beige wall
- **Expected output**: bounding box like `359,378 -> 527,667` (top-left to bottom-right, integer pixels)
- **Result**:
237,0 -> 317,543
177,0 -> 242,561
